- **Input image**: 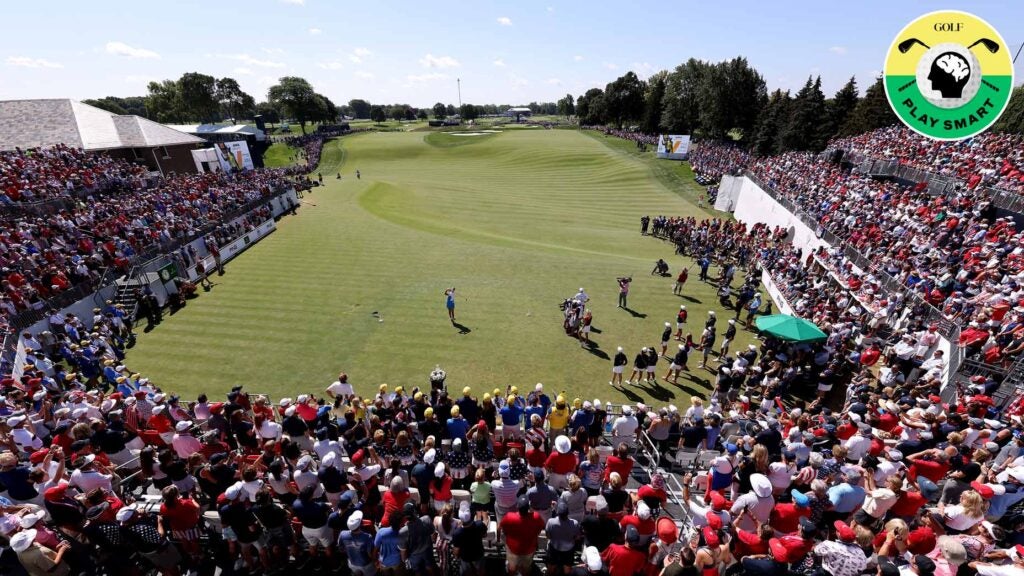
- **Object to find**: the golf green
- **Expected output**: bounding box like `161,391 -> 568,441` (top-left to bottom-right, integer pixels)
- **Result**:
127,129 -> 759,406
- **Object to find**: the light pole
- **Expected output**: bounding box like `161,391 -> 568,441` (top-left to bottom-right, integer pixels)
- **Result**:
457,78 -> 462,111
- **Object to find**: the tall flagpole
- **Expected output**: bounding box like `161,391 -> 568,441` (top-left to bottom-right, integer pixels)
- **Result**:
457,78 -> 462,110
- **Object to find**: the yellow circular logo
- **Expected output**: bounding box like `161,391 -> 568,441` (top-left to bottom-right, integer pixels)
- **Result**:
884,10 -> 1013,140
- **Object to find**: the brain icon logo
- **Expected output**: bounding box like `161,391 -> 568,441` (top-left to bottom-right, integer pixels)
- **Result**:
928,52 -> 972,98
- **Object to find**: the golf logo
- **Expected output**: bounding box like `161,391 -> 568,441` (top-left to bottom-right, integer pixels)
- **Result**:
884,10 -> 1013,140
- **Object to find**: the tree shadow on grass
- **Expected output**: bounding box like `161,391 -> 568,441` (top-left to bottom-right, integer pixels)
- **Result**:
453,322 -> 471,335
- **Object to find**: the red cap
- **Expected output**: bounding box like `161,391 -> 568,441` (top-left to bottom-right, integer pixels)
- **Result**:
705,511 -> 723,531
769,538 -> 790,562
352,449 -> 366,465
1016,544 -> 1024,559
44,482 -> 69,502
29,449 -> 48,464
907,526 -> 936,554
702,526 -> 720,547
133,390 -> 147,397
709,490 -> 730,511
834,520 -> 855,542
970,375 -> 986,383
970,481 -> 995,499
656,517 -> 678,545
109,392 -> 123,400
209,402 -> 224,414
478,420 -> 487,430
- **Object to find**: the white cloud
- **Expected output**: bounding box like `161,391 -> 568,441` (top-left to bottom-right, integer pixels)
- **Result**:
497,16 -> 512,26
546,78 -> 562,86
308,27 -> 322,35
233,67 -> 253,75
348,55 -> 363,64
105,41 -> 160,59
124,75 -> 157,86
406,72 -> 449,84
419,54 -> 460,69
222,54 -> 285,68
355,71 -> 375,79
280,0 -> 304,5
631,62 -> 656,78
604,62 -> 618,70
353,47 -> 372,58
262,47 -> 286,55
318,61 -> 344,70
6,56 -> 63,69
546,6 -> 554,12
573,55 -> 584,62
829,46 -> 848,55
509,74 -> 529,88
493,58 -> 506,67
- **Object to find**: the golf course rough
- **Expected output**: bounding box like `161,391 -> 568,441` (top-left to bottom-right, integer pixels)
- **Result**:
127,129 -> 756,405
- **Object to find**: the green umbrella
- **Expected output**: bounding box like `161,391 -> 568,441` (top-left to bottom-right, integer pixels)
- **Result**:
754,314 -> 827,343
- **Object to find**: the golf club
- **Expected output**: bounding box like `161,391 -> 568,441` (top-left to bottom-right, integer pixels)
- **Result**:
898,38 -> 931,53
967,38 -> 1000,54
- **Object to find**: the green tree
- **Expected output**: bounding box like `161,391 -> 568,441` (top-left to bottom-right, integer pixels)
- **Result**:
432,102 -> 447,119
268,76 -> 318,134
417,109 -> 428,120
641,72 -> 666,134
781,76 -> 827,151
994,86 -> 1024,133
215,77 -> 255,123
369,105 -> 386,124
348,99 -> 371,119
661,59 -> 707,134
751,89 -> 792,156
839,76 -> 897,136
83,98 -> 127,115
445,104 -> 456,116
604,72 -> 646,128
818,77 -> 859,145
255,102 -> 280,127
556,93 -> 575,119
576,88 -> 606,125
145,80 -> 184,123
179,72 -> 220,122
459,104 -> 479,121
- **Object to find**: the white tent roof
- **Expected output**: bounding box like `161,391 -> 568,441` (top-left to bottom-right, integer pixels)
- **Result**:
0,99 -> 204,151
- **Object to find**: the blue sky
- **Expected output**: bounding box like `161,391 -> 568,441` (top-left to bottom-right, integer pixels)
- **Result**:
1,0 -> 1021,107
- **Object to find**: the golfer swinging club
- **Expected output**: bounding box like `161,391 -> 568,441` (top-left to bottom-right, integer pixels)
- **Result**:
444,287 -> 457,323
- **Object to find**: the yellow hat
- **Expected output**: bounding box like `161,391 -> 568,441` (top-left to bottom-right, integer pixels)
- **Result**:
103,360 -> 114,366
556,394 -> 565,404
483,393 -> 491,401
116,377 -> 126,383
395,386 -> 404,393
130,373 -> 140,379
573,398 -> 582,408
493,388 -> 501,397
379,384 -> 388,392
451,405 -> 460,416
64,373 -> 77,381
414,392 -> 423,401
507,394 -> 516,404
424,407 -> 434,417
463,386 -> 471,396
510,386 -> 518,395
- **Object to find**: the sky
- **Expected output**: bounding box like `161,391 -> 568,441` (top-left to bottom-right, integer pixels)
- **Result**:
1,0 -> 1022,108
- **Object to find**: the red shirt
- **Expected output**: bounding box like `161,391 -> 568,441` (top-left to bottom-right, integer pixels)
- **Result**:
545,451 -> 578,475
909,459 -> 949,483
381,490 -> 411,527
777,533 -> 815,561
500,511 -> 545,555
733,529 -> 769,556
160,498 -> 201,530
770,502 -> 810,534
430,476 -> 453,502
637,485 -> 667,506
295,403 -> 318,422
604,455 -> 633,483
890,490 -> 929,517
620,514 -> 656,537
526,448 -> 548,468
601,544 -> 648,576
877,412 -> 899,432
836,423 -> 857,441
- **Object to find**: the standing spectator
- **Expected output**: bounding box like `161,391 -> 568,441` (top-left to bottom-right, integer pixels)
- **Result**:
498,496 -> 546,576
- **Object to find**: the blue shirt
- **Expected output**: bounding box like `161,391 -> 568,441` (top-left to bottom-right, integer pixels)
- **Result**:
446,418 -> 469,442
986,486 -> 1024,520
374,526 -> 404,567
500,404 -> 524,426
827,482 -> 866,514
340,530 -> 374,566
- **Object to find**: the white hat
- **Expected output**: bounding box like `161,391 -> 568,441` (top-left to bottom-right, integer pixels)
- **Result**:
297,394 -> 309,403
225,483 -> 244,500
284,406 -> 296,417
298,455 -> 314,470
748,344 -> 757,350
536,383 -> 544,391
115,365 -> 126,372
175,420 -> 193,432
153,393 -> 166,403
279,398 -> 292,407
728,319 -> 735,324
115,507 -> 137,522
6,415 -> 26,427
583,546 -> 603,571
424,449 -> 437,464
452,438 -> 462,449
434,462 -> 446,478
637,501 -> 651,520
123,397 -> 136,406
347,510 -> 363,530
751,473 -> 772,497
617,347 -> 623,352
10,529 -> 37,552
32,390 -> 46,401
19,512 -> 44,529
622,405 -> 633,415
100,399 -> 115,412
681,305 -> 686,310
665,322 -> 671,327
593,398 -> 601,407
555,435 -> 572,454
459,503 -> 472,523
152,405 -> 165,415
709,311 -> 715,315
323,452 -> 337,468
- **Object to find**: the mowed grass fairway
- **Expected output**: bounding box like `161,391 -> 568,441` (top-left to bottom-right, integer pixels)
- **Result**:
128,129 -> 759,404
